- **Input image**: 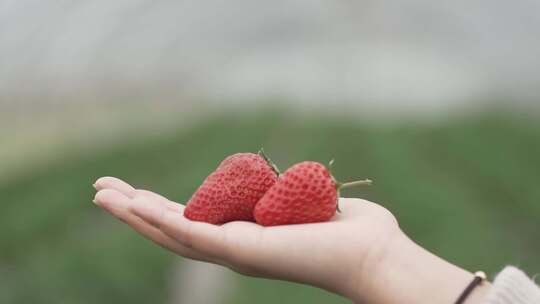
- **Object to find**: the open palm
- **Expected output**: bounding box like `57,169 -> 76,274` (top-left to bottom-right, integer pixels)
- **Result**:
93,176 -> 399,300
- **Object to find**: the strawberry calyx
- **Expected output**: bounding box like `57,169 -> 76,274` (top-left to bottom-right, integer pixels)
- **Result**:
258,148 -> 281,176
327,159 -> 372,212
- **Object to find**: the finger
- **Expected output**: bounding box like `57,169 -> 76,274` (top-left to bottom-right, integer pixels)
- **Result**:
94,176 -> 135,195
94,176 -> 183,212
129,198 -> 230,261
134,189 -> 183,213
93,189 -> 208,261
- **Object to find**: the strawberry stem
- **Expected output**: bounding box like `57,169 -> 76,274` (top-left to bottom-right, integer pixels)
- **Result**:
335,179 -> 372,213
258,148 -> 281,175
328,159 -> 372,213
337,179 -> 372,190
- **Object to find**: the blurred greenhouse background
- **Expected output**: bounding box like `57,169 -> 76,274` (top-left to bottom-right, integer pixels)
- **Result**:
1,1 -> 540,303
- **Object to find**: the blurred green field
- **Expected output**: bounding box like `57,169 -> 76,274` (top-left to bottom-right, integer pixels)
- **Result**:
1,111 -> 539,303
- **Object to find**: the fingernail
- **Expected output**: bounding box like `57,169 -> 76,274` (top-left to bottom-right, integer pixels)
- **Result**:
92,183 -> 97,189
92,198 -> 98,205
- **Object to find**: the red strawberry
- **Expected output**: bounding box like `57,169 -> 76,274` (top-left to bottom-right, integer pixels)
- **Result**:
184,152 -> 279,224
254,161 -> 371,226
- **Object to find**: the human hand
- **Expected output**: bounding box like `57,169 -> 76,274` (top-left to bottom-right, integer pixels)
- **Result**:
93,176 -> 490,303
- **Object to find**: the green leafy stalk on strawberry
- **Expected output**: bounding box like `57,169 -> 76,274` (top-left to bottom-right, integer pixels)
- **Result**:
258,148 -> 281,176
328,158 -> 372,212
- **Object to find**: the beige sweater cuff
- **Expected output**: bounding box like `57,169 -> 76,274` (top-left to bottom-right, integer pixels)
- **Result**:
483,266 -> 540,304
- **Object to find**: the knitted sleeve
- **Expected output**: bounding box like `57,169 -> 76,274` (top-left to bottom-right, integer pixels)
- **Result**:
483,266 -> 540,304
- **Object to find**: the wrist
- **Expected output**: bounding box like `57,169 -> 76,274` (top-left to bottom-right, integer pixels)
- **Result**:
347,228 -> 491,303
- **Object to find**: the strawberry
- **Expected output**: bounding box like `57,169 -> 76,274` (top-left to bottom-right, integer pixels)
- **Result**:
254,161 -> 371,226
184,152 -> 279,224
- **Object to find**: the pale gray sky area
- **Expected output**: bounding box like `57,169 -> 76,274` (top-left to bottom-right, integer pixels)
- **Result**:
1,0 -> 539,115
